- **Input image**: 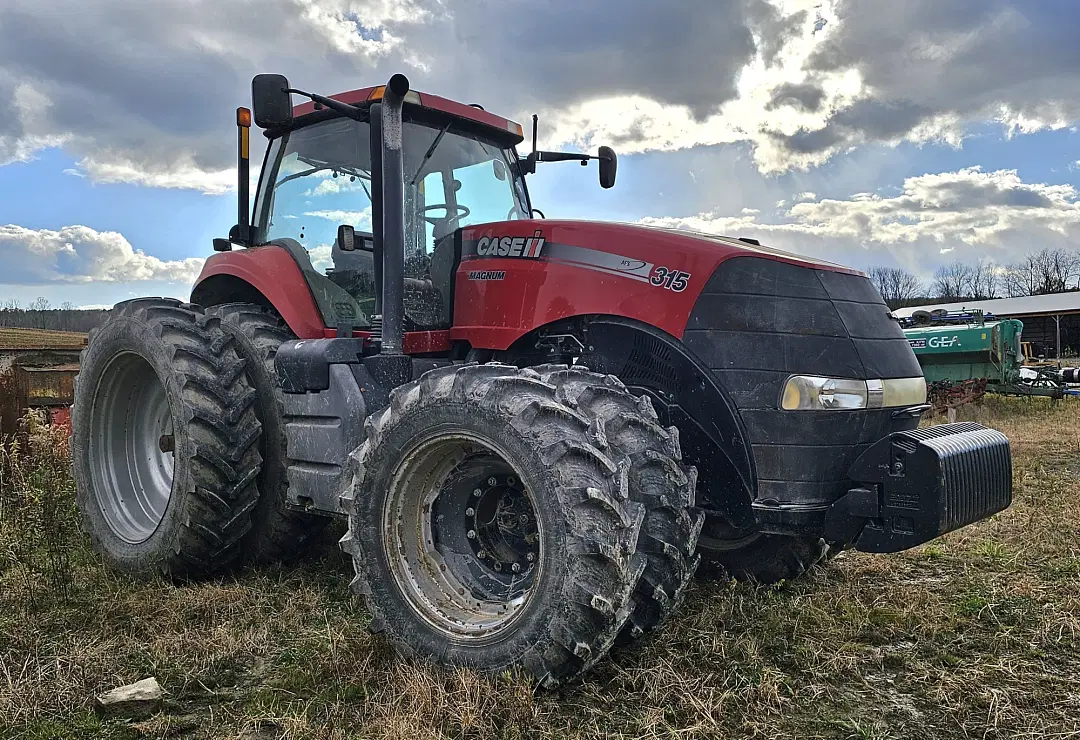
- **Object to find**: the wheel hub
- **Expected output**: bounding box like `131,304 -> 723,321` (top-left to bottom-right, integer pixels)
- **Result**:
464,475 -> 539,576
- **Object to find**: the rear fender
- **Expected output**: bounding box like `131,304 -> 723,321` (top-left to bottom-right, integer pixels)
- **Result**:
191,247 -> 326,339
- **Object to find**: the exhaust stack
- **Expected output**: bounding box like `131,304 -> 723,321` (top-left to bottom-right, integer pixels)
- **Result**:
379,74 -> 410,356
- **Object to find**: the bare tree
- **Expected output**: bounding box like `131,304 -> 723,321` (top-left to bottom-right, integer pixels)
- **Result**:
27,296 -> 51,311
1004,253 -> 1038,297
932,262 -> 976,302
1034,248 -> 1080,294
2,298 -> 20,311
970,260 -> 1000,300
867,266 -> 924,309
1004,249 -> 1080,296
60,301 -> 76,310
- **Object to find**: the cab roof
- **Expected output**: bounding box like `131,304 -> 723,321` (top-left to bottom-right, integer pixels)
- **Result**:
291,86 -> 525,145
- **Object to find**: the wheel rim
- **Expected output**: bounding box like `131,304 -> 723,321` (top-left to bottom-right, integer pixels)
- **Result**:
88,352 -> 175,544
384,432 -> 542,640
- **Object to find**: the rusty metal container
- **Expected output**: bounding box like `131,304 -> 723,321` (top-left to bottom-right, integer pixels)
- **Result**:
0,329 -> 86,436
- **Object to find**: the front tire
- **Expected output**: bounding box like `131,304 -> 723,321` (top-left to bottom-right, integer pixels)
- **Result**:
72,299 -> 262,579
531,365 -> 702,642
340,364 -> 646,686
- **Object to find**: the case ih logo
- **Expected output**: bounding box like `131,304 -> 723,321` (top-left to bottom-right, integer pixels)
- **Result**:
474,230 -> 546,258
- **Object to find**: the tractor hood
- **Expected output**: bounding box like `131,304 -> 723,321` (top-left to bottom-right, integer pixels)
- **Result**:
461,219 -> 863,278
633,223 -> 862,276
456,219 -> 873,350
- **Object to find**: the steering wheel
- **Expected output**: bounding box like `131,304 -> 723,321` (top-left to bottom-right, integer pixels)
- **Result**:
422,203 -> 471,229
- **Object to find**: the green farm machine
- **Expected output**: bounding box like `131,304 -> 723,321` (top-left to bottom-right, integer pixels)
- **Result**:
901,309 -> 1072,410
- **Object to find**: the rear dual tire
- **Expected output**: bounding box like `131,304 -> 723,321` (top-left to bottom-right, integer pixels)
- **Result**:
72,299 -> 262,579
207,303 -> 327,563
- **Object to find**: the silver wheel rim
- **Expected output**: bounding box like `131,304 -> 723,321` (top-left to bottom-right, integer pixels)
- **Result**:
384,433 -> 542,641
88,352 -> 175,544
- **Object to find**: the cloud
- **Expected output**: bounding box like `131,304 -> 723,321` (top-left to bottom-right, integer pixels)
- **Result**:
2,0 -> 1080,188
69,155 -> 235,195
783,1 -> 1080,165
639,166 -> 1080,277
304,208 -> 373,230
0,224 -> 204,284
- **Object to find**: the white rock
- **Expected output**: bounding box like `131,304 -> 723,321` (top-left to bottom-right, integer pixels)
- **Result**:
94,677 -> 164,719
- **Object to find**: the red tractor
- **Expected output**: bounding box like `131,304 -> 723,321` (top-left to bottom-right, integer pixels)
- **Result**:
72,74 -> 1013,685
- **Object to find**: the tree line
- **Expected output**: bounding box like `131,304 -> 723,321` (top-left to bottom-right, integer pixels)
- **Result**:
0,298 -> 109,333
868,248 -> 1080,309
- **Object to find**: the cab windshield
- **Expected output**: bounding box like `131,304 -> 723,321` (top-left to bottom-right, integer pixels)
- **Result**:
253,116 -> 529,329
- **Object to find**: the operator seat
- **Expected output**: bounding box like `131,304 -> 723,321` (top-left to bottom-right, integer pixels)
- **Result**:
268,238 -> 367,328
427,234 -> 457,324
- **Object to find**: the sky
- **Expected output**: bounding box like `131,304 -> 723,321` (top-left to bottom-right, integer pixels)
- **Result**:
2,0 -> 1080,308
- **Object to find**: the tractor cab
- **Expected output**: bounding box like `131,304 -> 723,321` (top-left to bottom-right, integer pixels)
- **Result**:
252,98 -> 531,332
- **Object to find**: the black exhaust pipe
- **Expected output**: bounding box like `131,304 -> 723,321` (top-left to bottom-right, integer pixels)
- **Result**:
379,74 -> 410,356
368,103 -> 384,319
1061,367 -> 1080,384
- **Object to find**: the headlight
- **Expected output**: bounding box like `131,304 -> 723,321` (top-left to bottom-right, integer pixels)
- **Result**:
781,375 -> 926,411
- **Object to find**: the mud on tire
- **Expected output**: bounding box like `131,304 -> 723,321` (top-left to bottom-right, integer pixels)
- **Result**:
72,298 -> 262,579
208,303 -> 327,563
531,365 -> 703,643
339,363 -> 647,686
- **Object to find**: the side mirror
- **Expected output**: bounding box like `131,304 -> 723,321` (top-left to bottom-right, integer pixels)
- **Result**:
337,224 -> 355,252
598,146 -> 617,189
252,74 -> 293,129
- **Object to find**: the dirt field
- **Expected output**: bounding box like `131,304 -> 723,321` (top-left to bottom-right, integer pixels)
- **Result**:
1,398 -> 1078,739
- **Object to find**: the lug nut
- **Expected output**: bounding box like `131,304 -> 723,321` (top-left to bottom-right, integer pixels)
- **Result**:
526,553 -> 535,562
466,507 -> 475,517
487,477 -> 498,486
519,514 -> 529,524
512,563 -> 521,573
473,488 -> 482,497
467,529 -> 476,539
477,550 -> 487,559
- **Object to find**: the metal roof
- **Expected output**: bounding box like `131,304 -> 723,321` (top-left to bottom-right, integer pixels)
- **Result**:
892,292 -> 1080,319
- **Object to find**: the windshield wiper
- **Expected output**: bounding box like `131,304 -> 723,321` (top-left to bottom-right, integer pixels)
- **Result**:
407,122 -> 452,186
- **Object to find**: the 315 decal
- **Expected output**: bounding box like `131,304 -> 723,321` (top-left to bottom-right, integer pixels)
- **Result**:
650,266 -> 690,292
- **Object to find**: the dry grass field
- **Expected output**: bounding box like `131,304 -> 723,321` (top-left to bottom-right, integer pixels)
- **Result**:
0,329 -> 87,351
1,397 -> 1078,739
